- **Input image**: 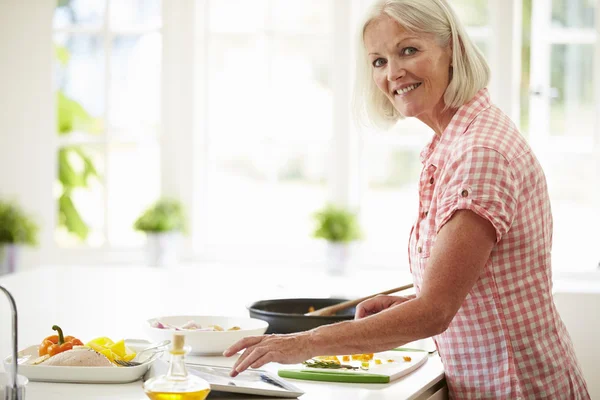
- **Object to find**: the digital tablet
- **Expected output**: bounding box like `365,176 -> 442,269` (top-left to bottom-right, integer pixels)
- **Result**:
187,364 -> 305,398
146,359 -> 304,398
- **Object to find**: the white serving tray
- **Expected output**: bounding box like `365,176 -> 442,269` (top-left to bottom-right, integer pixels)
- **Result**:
3,339 -> 156,384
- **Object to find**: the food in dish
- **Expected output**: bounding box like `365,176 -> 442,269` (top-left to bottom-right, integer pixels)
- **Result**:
38,325 -> 83,357
85,337 -> 136,364
149,319 -> 241,332
42,347 -> 114,367
30,325 -> 136,367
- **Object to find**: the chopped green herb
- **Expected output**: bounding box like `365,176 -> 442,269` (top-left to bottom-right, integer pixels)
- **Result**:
302,359 -> 359,370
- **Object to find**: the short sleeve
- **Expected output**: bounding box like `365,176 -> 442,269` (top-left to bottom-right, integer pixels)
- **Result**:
435,146 -> 519,243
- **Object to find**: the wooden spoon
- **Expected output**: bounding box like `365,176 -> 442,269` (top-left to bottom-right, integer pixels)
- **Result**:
305,283 -> 414,317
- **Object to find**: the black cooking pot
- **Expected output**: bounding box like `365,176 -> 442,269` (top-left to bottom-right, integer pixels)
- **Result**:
247,298 -> 355,334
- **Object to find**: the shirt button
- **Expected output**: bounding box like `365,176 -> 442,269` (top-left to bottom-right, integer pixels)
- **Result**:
429,177 -> 434,184
461,189 -> 469,197
422,211 -> 428,217
417,246 -> 422,253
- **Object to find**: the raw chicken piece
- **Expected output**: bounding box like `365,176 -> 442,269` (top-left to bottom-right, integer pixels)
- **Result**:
180,320 -> 202,330
42,348 -> 114,367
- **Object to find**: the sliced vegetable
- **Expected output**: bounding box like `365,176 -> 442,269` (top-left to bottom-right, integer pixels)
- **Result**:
302,359 -> 358,370
85,337 -> 136,363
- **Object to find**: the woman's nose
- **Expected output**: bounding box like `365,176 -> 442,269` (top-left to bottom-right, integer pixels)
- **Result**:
387,60 -> 406,81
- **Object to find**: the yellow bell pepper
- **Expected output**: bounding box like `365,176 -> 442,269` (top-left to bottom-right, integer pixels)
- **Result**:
86,337 -> 136,363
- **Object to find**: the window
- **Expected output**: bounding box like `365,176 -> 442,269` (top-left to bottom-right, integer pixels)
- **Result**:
47,0 -> 598,276
53,0 -> 162,253
198,0 -> 334,260
527,0 -> 600,274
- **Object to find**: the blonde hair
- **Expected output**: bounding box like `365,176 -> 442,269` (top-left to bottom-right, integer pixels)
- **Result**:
352,0 -> 490,129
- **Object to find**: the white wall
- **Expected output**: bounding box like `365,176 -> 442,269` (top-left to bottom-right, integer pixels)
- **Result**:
554,288 -> 600,399
0,0 -> 55,269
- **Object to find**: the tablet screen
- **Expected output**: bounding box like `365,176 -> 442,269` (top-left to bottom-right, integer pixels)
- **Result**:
186,364 -> 304,398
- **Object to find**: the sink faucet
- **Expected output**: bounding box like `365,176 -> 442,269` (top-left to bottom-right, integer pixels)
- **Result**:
0,285 -> 24,400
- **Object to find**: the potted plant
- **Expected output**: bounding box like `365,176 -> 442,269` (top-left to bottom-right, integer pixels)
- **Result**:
133,198 -> 186,267
0,200 -> 39,275
312,204 -> 362,275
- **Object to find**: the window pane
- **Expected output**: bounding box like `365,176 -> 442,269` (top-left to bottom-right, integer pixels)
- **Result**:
109,34 -> 162,136
549,44 -> 595,137
271,0 -> 333,35
110,0 -> 161,30
474,39 -> 488,59
107,142 -> 161,246
208,36 -> 268,142
54,34 -> 105,135
54,0 -> 105,29
269,37 -> 333,142
360,117 -> 431,267
56,145 -> 105,247
544,153 -> 600,272
209,0 -> 268,34
206,144 -> 327,247
451,0 -> 488,27
361,145 -> 422,260
551,0 -> 595,28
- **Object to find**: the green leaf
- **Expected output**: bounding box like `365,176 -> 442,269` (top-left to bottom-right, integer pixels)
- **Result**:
133,198 -> 187,233
0,200 -> 40,245
57,147 -> 100,240
57,91 -> 103,135
58,148 -> 85,188
54,44 -> 70,66
312,204 -> 362,243
54,42 -> 99,243
72,147 -> 100,183
59,194 -> 89,240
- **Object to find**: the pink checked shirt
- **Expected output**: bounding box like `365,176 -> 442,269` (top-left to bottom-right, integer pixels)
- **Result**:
408,89 -> 590,399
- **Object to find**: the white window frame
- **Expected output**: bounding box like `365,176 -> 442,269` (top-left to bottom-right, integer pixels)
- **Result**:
529,0 -> 599,153
159,0 -> 522,268
49,1 -> 163,265
528,0 -> 600,276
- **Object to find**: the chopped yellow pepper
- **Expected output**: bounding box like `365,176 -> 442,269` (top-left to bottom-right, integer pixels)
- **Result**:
86,337 -> 136,363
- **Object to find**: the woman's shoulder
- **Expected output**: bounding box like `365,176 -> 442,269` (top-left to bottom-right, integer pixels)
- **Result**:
456,104 -> 531,164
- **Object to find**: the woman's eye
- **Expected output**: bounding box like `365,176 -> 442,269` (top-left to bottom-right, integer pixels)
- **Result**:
372,58 -> 386,67
402,47 -> 418,56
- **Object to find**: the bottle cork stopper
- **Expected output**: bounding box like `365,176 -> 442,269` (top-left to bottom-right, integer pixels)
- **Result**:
172,334 -> 185,351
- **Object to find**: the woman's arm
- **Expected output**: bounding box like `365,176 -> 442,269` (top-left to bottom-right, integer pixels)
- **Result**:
309,209 -> 497,356
225,209 -> 496,375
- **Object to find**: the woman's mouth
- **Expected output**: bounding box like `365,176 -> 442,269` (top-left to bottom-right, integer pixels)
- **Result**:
394,82 -> 422,96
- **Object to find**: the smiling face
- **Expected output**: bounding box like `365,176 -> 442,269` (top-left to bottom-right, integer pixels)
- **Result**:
364,15 -> 453,126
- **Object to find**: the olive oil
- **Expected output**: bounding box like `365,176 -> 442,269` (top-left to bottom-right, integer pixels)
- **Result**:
144,334 -> 211,400
144,389 -> 211,400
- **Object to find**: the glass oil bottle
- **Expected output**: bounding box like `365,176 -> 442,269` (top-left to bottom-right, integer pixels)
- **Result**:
144,334 -> 211,400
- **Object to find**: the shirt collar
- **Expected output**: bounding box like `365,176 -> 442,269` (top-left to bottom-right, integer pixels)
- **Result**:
419,88 -> 492,166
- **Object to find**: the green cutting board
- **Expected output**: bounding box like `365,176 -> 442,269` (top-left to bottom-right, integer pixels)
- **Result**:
277,350 -> 428,384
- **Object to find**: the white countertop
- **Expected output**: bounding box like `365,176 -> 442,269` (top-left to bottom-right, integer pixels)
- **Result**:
0,265 -> 444,400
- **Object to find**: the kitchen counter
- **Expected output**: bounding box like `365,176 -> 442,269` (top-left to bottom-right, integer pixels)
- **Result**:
0,265 -> 445,400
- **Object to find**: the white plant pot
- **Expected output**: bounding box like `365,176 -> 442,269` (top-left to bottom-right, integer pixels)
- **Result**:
326,242 -> 351,275
0,245 -> 19,276
146,232 -> 181,267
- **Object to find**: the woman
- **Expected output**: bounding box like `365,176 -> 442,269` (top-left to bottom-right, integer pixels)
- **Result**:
224,0 -> 590,398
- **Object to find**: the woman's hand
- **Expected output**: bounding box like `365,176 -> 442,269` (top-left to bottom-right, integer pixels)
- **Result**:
355,295 -> 412,319
223,333 -> 314,377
